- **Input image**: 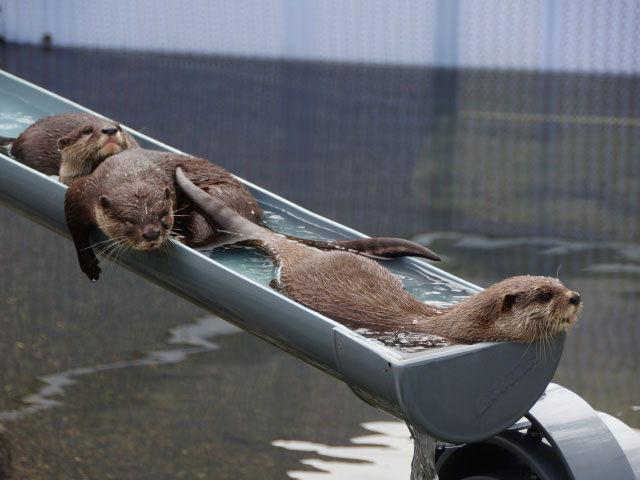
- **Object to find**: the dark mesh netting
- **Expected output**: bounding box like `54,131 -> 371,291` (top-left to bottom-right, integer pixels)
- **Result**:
0,2 -> 638,478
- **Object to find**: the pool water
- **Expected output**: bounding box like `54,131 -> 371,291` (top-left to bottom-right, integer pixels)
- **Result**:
0,92 -> 40,137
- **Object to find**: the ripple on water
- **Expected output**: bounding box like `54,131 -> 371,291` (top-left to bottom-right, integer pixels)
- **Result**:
0,88 -> 47,136
273,421 -> 413,480
201,245 -> 278,288
355,329 -> 453,352
0,315 -> 240,421
0,111 -> 35,132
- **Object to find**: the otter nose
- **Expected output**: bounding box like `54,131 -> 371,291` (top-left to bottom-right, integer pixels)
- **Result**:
142,227 -> 161,242
568,292 -> 581,306
102,127 -> 118,136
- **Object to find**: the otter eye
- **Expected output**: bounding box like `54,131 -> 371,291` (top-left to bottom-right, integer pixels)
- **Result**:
159,210 -> 169,218
537,291 -> 553,303
82,126 -> 93,135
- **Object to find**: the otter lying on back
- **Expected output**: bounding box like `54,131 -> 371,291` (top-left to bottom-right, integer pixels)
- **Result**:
3,113 -> 139,180
176,168 -> 582,344
65,149 -> 439,281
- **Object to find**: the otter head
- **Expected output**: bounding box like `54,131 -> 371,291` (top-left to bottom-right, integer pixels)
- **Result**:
478,276 -> 582,343
57,122 -> 136,185
446,276 -> 582,344
94,183 -> 175,251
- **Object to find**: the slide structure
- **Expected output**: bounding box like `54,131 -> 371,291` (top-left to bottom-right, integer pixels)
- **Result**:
1,70 -> 637,479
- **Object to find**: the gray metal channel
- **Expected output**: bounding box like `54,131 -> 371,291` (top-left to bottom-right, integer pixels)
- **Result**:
0,69 -> 566,443
527,383 -> 637,479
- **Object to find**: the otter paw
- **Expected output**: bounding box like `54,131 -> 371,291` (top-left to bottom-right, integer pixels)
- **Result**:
82,263 -> 101,282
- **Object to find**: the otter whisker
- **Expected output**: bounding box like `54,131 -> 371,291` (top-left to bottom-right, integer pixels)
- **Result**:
172,203 -> 190,214
168,228 -> 186,242
94,238 -> 119,255
101,242 -> 132,274
533,338 -> 542,361
159,238 -> 177,255
152,242 -> 171,259
87,236 -> 125,250
96,238 -> 127,259
112,243 -> 132,265
520,341 -> 535,361
540,330 -> 551,361
97,244 -> 120,265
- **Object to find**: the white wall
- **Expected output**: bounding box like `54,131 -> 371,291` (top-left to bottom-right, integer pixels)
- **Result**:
1,0 -> 638,73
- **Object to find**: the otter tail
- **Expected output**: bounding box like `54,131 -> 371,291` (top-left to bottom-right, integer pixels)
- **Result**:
176,167 -> 440,260
176,167 -> 268,248
293,237 -> 440,261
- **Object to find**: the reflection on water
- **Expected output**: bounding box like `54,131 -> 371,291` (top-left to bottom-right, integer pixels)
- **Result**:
0,92 -> 40,136
202,244 -> 277,289
0,111 -> 35,134
273,421 -> 413,480
0,316 -> 240,422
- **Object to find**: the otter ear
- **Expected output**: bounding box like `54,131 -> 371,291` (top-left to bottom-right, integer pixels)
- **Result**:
501,293 -> 518,313
164,187 -> 171,200
99,195 -> 111,209
57,134 -> 73,151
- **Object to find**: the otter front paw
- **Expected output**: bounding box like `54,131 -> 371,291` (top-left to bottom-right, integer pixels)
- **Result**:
78,250 -> 101,281
82,262 -> 102,282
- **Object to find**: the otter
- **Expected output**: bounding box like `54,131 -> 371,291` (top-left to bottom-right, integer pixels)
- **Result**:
2,112 -> 139,178
66,150 -> 439,281
176,167 -> 581,344
64,148 -> 259,280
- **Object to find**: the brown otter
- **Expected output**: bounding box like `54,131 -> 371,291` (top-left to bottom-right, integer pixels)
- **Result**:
3,112 -> 139,178
64,148 -> 260,280
66,149 -> 439,280
176,167 -> 582,344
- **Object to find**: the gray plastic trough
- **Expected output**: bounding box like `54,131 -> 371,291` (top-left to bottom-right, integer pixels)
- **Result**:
0,69 -> 565,446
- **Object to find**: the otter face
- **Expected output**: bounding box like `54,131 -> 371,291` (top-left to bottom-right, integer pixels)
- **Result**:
57,122 -> 136,185
485,276 -> 582,343
94,185 -> 175,251
58,122 -> 132,157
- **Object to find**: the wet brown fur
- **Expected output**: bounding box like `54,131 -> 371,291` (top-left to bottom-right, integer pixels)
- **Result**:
65,148 -> 262,280
57,118 -> 139,184
176,168 -> 582,344
9,113 -> 139,177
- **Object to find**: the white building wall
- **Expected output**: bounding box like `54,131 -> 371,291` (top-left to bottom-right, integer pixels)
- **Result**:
0,0 -> 638,73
